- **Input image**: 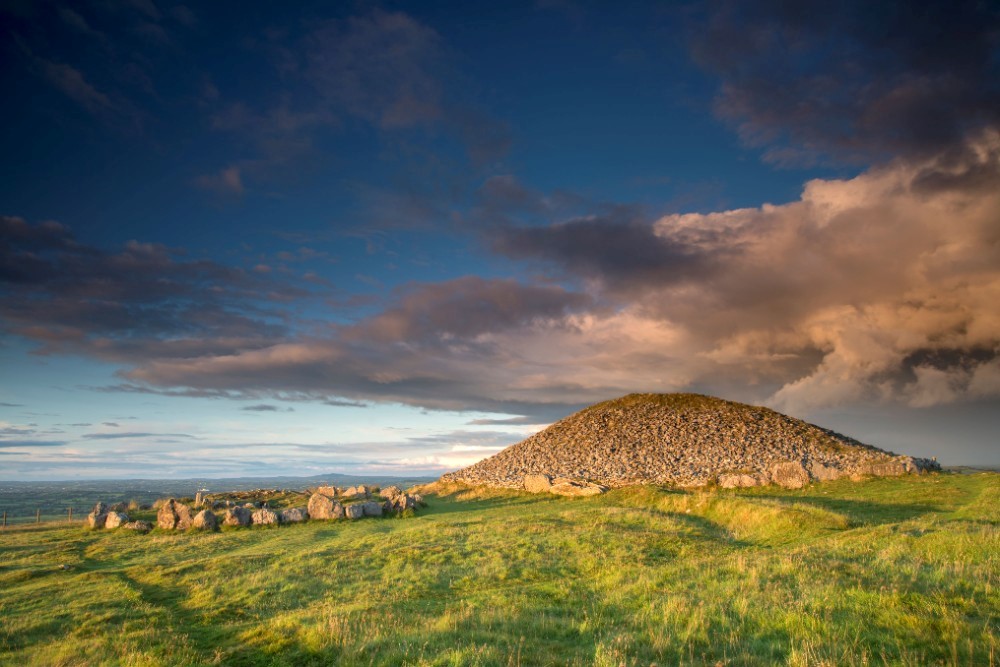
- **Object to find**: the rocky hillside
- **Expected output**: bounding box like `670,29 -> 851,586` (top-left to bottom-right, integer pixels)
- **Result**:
441,393 -> 938,489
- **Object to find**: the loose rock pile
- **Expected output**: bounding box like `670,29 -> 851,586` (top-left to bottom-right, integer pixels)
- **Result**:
86,484 -> 423,532
441,393 -> 940,492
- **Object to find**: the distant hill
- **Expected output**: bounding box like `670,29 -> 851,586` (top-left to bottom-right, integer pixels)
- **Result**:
0,473 -> 435,524
442,393 -> 937,488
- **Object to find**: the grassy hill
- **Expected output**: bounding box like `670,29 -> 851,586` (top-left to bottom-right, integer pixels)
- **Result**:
0,473 -> 997,666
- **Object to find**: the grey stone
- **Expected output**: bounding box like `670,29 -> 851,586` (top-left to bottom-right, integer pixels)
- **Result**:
280,507 -> 308,523
771,461 -> 810,489
549,480 -> 607,496
251,508 -> 279,525
86,511 -> 108,529
361,501 -> 383,517
307,493 -> 344,520
809,462 -> 841,482
343,504 -> 364,519
222,507 -> 252,527
104,511 -> 129,529
523,474 -> 552,493
192,509 -> 218,531
717,473 -> 759,488
157,499 -> 193,530
121,520 -> 152,533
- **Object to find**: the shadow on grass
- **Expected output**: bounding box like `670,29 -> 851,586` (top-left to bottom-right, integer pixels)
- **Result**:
742,493 -> 940,526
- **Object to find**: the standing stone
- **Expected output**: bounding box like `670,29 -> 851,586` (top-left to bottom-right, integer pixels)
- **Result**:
222,506 -> 252,527
307,493 -> 344,520
343,504 -> 364,519
771,461 -> 810,489
157,499 -> 194,530
280,507 -> 308,523
316,485 -> 339,497
92,501 -> 109,515
86,510 -> 108,529
104,511 -> 129,529
194,492 -> 204,507
523,474 -> 552,493
192,509 -> 218,531
251,508 -> 279,525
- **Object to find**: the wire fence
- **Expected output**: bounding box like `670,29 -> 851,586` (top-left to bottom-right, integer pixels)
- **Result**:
0,507 -> 85,527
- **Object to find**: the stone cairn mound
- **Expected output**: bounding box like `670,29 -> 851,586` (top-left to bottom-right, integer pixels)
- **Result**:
440,393 -> 940,493
85,484 -> 423,532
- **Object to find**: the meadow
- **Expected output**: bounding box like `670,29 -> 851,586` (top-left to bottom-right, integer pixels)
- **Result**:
0,472 -> 996,666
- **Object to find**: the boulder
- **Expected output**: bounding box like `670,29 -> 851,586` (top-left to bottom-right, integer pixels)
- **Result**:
104,511 -> 129,529
523,474 -> 553,493
549,480 -> 608,497
108,502 -> 128,513
717,473 -> 759,489
86,511 -> 108,529
307,493 -> 344,520
361,501 -> 383,517
222,507 -> 252,527
384,493 -> 415,513
92,501 -> 109,515
342,485 -> 369,500
251,508 -> 279,526
344,504 -> 364,519
809,462 -> 842,482
868,460 -> 908,476
121,520 -> 152,533
192,509 -> 218,531
771,461 -> 810,489
378,486 -> 402,500
280,507 -> 308,523
157,499 -> 194,530
316,485 -> 339,497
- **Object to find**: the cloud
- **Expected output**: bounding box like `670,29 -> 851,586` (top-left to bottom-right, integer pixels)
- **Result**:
306,10 -> 445,130
241,404 -> 294,412
81,431 -> 198,440
100,134 -> 1000,414
8,136 -> 998,417
691,0 -> 1000,164
195,165 -> 245,196
0,216 -> 302,363
0,441 -> 66,448
41,61 -> 113,114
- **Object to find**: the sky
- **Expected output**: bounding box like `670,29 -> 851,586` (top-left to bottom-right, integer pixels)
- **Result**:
1,0 -> 998,480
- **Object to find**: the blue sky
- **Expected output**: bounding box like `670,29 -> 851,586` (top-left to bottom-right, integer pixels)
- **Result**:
2,0 -> 998,479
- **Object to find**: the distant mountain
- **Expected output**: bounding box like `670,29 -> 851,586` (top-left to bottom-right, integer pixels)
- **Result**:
442,393 -> 938,488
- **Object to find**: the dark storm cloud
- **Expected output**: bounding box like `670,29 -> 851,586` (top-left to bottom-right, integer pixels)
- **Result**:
691,0 -> 1000,164
0,216 -> 299,362
347,276 -> 593,343
490,211 -> 712,293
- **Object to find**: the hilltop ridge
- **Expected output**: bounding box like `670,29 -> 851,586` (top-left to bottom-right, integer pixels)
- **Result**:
442,393 -> 938,489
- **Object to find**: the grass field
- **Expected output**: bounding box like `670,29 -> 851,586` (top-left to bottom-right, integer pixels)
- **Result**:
0,473 -> 997,666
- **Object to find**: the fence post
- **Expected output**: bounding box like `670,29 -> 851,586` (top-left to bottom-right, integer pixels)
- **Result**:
36,508 -> 41,524
68,507 -> 73,523
2,511 -> 6,529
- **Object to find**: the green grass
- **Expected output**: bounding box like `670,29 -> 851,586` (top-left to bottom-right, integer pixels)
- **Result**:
0,473 -> 997,666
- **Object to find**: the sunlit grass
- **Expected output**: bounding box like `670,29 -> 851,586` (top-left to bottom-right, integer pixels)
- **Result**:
0,473 -> 997,666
